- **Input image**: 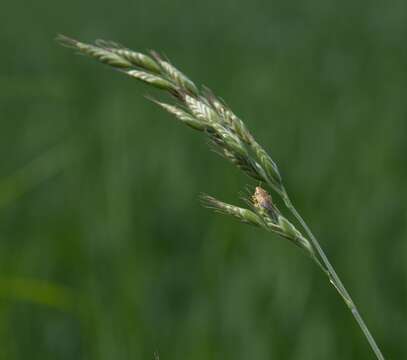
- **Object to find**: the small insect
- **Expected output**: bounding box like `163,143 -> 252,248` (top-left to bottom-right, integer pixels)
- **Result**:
252,186 -> 280,222
252,186 -> 273,211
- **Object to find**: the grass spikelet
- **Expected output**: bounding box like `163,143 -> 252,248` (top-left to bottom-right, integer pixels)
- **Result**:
95,39 -> 161,73
150,51 -> 199,95
182,94 -> 218,124
125,69 -> 174,90
149,99 -> 206,131
200,194 -> 264,228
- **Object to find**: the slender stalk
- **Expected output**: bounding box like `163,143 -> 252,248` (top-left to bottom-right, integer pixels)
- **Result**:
282,192 -> 385,360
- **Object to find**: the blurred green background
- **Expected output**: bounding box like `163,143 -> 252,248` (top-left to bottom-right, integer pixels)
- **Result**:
1,0 -> 406,359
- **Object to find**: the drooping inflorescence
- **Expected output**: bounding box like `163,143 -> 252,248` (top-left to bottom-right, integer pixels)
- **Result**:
56,35 -> 284,194
57,34 -> 312,256
58,36 -> 386,359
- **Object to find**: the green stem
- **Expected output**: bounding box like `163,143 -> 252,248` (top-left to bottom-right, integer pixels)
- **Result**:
283,193 -> 385,360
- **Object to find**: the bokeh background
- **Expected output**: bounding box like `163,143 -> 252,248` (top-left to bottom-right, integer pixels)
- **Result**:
1,0 -> 406,359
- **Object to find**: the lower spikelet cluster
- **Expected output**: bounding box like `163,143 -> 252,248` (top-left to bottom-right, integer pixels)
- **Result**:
201,188 -> 313,255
